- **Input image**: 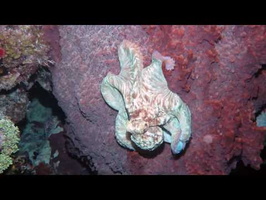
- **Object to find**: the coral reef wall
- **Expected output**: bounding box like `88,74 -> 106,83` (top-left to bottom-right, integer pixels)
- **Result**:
52,25 -> 266,174
0,25 -> 53,124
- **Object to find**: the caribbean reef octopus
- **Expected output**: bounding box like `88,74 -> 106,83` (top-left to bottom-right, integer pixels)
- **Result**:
101,40 -> 192,154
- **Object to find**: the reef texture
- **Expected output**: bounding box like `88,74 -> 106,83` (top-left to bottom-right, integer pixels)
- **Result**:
0,25 -> 52,91
0,87 -> 28,123
0,118 -> 20,173
52,25 -> 266,175
0,25 -> 55,124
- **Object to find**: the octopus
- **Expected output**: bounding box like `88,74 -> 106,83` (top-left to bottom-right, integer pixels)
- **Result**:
100,40 -> 192,154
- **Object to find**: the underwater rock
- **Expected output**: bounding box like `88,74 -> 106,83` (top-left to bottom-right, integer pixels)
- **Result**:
0,87 -> 28,123
52,25 -> 266,174
0,25 -> 57,141
0,25 -> 53,91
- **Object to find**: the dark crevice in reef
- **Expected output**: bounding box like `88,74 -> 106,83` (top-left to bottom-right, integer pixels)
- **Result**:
79,155 -> 98,175
254,103 -> 266,119
16,116 -> 27,133
0,83 -> 22,95
230,101 -> 266,175
254,64 -> 266,78
28,82 -> 66,123
230,147 -> 266,175
227,155 -> 241,169
15,82 -> 90,175
64,135 -> 97,175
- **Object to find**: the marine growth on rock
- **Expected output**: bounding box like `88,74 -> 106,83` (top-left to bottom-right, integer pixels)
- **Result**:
0,25 -> 53,91
101,40 -> 192,154
0,118 -> 20,173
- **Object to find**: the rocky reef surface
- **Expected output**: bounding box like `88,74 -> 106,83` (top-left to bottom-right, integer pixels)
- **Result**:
0,25 -> 88,175
50,25 -> 266,174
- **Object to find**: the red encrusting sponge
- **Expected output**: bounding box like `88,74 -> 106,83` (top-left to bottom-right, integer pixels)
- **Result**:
0,48 -> 5,58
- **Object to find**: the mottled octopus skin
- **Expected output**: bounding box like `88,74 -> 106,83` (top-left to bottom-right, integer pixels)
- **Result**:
101,40 -> 192,154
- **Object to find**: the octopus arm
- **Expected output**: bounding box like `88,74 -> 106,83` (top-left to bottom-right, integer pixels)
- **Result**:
162,117 -> 181,144
118,40 -> 143,84
141,54 -> 169,93
115,110 -> 135,150
170,98 -> 192,154
100,74 -> 126,112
